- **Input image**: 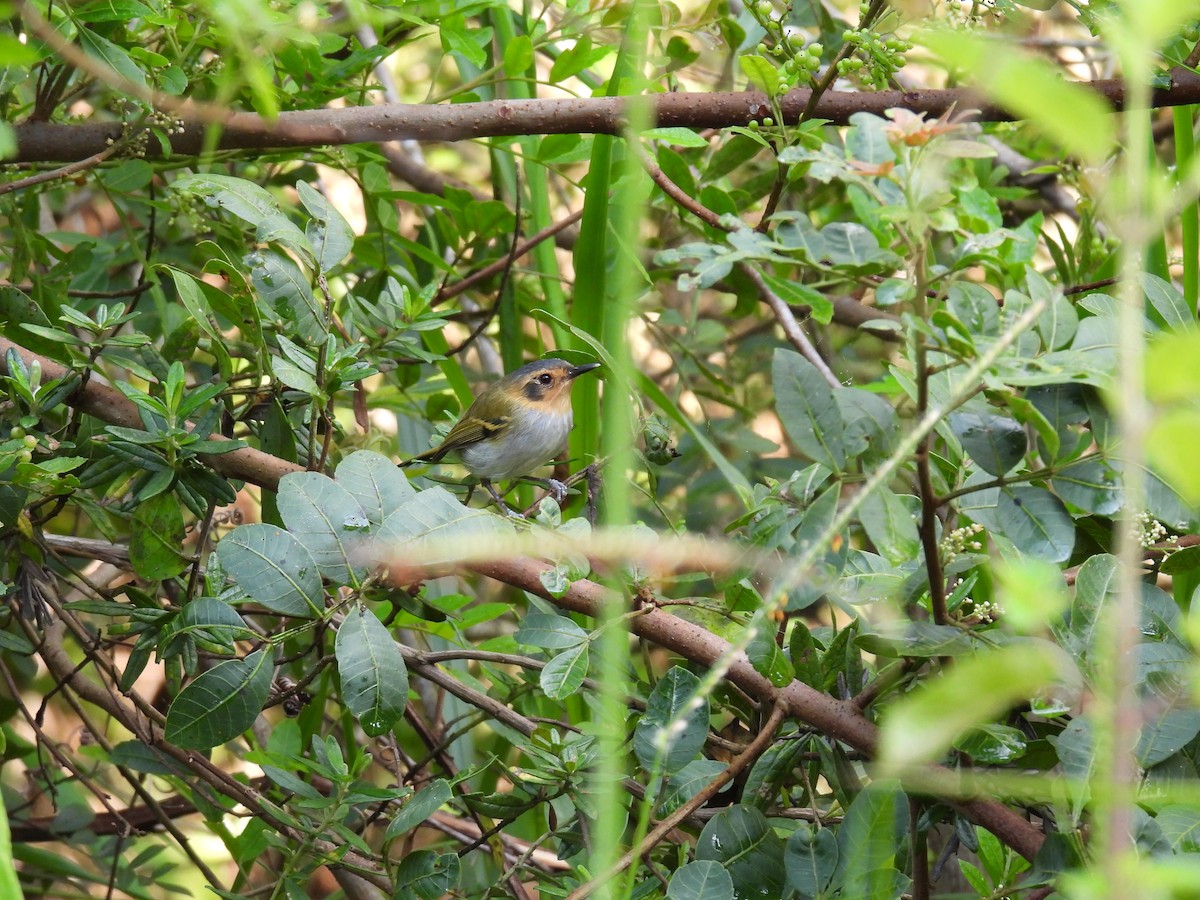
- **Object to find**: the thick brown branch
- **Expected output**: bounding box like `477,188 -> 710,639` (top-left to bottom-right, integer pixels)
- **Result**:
11,69 -> 1200,165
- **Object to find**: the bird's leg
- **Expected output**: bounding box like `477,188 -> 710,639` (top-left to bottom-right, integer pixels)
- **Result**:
482,479 -> 522,518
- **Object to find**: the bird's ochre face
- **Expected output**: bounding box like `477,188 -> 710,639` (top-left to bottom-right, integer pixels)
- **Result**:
502,359 -> 600,412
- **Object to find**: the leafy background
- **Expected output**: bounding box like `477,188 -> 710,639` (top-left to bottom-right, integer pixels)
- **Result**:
3,0 -> 1200,898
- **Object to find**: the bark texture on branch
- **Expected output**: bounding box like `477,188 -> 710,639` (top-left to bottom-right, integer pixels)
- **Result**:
10,69 -> 1200,165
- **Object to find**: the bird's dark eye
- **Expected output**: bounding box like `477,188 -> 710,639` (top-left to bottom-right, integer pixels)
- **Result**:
538,373 -> 553,385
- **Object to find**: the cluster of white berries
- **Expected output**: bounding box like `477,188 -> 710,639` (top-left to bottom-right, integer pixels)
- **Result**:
966,599 -> 1003,624
1129,511 -> 1170,549
941,521 -> 985,563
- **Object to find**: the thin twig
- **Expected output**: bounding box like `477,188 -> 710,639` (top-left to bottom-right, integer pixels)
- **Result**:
742,266 -> 840,387
0,140 -> 123,196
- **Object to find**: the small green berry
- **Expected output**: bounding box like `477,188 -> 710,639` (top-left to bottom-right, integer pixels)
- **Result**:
808,42 -> 823,56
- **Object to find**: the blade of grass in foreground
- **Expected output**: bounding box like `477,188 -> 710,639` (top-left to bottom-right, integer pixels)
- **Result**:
1173,106 -> 1199,314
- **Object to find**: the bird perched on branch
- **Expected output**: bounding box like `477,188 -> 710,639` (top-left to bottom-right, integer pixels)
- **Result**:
400,358 -> 601,515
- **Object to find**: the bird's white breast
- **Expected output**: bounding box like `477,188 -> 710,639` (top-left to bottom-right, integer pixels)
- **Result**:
460,408 -> 573,481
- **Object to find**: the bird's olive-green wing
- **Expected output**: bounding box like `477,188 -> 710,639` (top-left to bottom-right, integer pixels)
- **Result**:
410,414 -> 509,463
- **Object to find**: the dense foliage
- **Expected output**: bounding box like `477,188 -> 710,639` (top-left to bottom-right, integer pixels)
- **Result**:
3,0 -> 1200,897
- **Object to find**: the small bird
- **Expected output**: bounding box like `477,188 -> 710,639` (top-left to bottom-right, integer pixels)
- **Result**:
401,358 -> 601,515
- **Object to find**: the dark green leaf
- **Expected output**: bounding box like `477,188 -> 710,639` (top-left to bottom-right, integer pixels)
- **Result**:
960,484 -> 1075,562
385,780 -> 450,841
949,410 -> 1027,476
785,823 -> 839,897
634,666 -> 709,775
773,348 -> 846,470
666,860 -> 734,900
696,806 -> 787,898
540,643 -> 589,700
953,723 -> 1028,764
164,650 -> 273,750
336,604 -> 409,737
216,524 -> 323,617
130,493 -> 186,580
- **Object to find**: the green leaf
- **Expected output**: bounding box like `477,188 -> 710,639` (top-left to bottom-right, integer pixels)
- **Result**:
634,666 -> 709,775
164,649 -> 273,750
696,806 -> 787,898
1052,458 -> 1122,515
335,450 -> 416,527
502,34 -> 533,75
77,28 -> 148,90
173,175 -> 305,246
847,113 -> 896,165
949,410 -> 1027,476
215,524 -> 323,617
948,282 -> 999,336
394,849 -> 461,900
1142,273 -> 1192,331
747,628 -> 794,688
994,556 -> 1070,634
960,484 -> 1075,562
540,642 -> 589,701
785,823 -> 839,897
667,860 -> 735,900
953,723 -> 1028,764
821,222 -> 898,269
858,489 -> 919,565
514,612 -> 588,649
660,760 -> 727,815
385,779 -> 450,841
1148,408 -> 1200,503
336,603 -> 409,737
836,782 -> 909,900
773,348 -> 846,470
856,622 -> 979,658
642,127 -> 710,148
375,486 -> 513,563
760,272 -> 835,324
1137,709 -> 1200,768
837,387 -> 898,464
297,181 -> 355,273
246,250 -> 324,342
130,492 -> 186,580
272,358 -> 320,395
738,54 -> 778,94
277,472 -> 370,584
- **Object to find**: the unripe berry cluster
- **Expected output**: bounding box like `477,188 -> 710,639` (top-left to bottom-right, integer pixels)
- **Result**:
837,28 -> 911,88
748,3 -> 825,92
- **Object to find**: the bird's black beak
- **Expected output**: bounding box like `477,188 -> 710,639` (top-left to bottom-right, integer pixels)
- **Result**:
567,362 -> 601,379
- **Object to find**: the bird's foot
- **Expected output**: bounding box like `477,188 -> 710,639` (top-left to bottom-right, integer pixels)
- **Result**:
547,478 -> 568,504
484,480 -> 525,519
